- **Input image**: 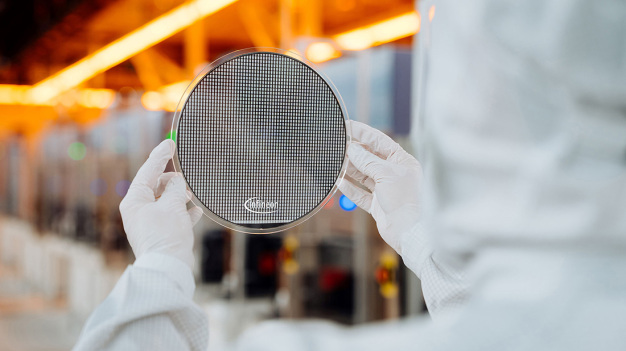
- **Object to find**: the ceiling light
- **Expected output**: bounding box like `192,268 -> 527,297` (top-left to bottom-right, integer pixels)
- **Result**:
0,84 -> 115,109
306,42 -> 342,63
28,0 -> 237,104
334,11 -> 420,51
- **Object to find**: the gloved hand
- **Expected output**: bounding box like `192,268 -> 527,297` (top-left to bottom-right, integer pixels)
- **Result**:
119,139 -> 203,270
338,121 -> 422,255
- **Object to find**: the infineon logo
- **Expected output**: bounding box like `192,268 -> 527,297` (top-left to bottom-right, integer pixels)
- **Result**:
244,197 -> 279,214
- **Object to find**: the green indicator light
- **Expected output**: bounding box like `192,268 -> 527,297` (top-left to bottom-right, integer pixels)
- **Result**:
166,130 -> 177,142
68,142 -> 87,161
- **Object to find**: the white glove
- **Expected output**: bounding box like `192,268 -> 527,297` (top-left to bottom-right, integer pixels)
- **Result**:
340,122 -> 469,317
119,139 -> 203,270
338,121 -> 422,255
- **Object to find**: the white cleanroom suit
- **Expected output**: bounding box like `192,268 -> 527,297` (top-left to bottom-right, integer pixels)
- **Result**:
74,126 -> 464,350
74,0 -> 626,349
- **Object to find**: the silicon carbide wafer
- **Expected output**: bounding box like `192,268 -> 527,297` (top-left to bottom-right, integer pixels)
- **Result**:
173,49 -> 349,233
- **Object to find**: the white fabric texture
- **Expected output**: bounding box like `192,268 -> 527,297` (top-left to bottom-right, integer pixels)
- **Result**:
416,0 -> 626,349
339,120 -> 468,318
420,0 -> 626,298
399,222 -> 468,318
73,253 -> 208,351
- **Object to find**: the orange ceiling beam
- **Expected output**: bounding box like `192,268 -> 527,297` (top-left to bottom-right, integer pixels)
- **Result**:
28,0 -> 238,104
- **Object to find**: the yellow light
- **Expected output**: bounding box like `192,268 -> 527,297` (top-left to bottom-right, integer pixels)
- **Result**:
163,101 -> 178,112
161,81 -> 190,101
306,42 -> 342,63
161,80 -> 190,111
334,11 -> 420,51
79,89 -> 116,109
0,84 -> 115,108
0,84 -> 53,105
28,0 -> 238,103
429,5 -> 435,21
141,80 -> 190,112
78,90 -> 93,107
380,252 -> 398,269
284,48 -> 302,60
283,259 -> 300,275
141,91 -> 163,111
284,235 -> 299,251
92,90 -> 116,109
59,91 -> 78,108
380,282 -> 399,298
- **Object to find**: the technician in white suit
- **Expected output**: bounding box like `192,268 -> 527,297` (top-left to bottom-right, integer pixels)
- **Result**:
74,0 -> 626,349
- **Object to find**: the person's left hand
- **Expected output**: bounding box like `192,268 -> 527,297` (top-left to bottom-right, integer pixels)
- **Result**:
119,139 -> 203,270
339,121 -> 422,255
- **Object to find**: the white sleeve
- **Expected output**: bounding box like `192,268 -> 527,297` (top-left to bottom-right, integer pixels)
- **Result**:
229,225 -> 461,351
73,252 -> 208,351
399,223 -> 469,319
234,317 -> 432,351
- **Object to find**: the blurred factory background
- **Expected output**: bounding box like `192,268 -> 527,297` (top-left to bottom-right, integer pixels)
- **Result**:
0,0 -> 431,349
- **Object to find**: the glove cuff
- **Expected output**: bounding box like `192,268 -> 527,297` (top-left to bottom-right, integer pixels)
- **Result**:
399,221 -> 434,279
134,252 -> 196,298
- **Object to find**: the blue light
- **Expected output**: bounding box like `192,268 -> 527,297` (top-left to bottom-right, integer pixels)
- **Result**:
339,195 -> 357,211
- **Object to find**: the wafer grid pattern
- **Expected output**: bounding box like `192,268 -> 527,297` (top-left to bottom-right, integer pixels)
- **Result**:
177,52 -> 346,227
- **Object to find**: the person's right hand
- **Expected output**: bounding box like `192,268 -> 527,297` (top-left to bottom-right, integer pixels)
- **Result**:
119,139 -> 203,270
338,121 -> 422,254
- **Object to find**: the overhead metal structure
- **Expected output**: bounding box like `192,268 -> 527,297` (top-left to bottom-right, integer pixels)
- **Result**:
0,0 -> 418,137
